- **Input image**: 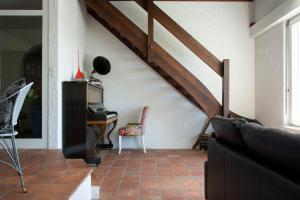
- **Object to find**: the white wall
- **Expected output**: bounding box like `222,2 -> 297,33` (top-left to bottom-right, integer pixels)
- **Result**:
255,23 -> 286,128
69,174 -> 92,200
252,0 -> 300,128
84,2 -> 255,149
51,0 -> 87,148
111,2 -> 255,118
85,15 -> 206,149
156,2 -> 255,117
254,0 -> 286,22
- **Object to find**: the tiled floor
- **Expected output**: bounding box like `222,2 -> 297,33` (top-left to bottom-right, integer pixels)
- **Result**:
93,150 -> 207,200
0,149 -> 206,200
0,150 -> 92,200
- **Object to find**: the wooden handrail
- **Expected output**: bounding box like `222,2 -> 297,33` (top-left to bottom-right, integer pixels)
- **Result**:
134,0 -> 147,10
147,0 -> 154,62
153,5 -> 224,76
110,0 -> 253,2
134,0 -> 224,77
222,59 -> 230,117
86,0 -> 148,57
151,42 -> 221,117
137,0 -> 229,116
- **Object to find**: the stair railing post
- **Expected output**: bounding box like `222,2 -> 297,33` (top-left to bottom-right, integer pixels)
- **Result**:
222,59 -> 230,117
148,0 -> 153,62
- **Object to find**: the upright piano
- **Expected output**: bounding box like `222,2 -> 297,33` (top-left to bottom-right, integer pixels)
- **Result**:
62,81 -> 118,165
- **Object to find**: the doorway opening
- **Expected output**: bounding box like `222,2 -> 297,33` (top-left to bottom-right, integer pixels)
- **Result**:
0,0 -> 48,148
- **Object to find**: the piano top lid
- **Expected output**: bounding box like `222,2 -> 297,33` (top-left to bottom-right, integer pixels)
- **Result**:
88,81 -> 103,90
63,80 -> 103,90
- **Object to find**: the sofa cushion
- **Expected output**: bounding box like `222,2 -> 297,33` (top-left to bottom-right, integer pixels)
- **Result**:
211,116 -> 247,149
240,123 -> 300,181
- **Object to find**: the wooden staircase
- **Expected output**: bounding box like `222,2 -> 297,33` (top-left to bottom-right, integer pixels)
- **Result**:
84,0 -> 232,148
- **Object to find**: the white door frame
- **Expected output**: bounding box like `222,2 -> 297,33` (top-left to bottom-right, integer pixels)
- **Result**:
0,0 -> 49,148
286,14 -> 300,127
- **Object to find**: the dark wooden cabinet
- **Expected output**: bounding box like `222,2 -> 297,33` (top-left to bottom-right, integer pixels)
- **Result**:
62,81 -> 91,159
62,81 -> 105,164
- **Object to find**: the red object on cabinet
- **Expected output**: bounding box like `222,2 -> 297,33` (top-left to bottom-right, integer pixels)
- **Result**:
75,50 -> 85,79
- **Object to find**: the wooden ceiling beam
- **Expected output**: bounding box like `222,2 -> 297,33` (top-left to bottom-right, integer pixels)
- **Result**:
109,0 -> 253,2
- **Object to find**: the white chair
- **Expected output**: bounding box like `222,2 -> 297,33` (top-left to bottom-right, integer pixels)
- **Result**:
1,78 -> 26,99
0,82 -> 33,192
119,106 -> 149,154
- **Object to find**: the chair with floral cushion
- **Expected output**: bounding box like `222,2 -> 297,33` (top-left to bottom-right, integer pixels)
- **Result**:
119,106 -> 149,154
0,80 -> 33,192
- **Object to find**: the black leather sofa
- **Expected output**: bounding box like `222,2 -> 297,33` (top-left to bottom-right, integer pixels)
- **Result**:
205,116 -> 300,200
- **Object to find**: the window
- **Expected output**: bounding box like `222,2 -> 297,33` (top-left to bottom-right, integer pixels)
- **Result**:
288,15 -> 300,126
0,16 -> 42,138
0,0 -> 42,10
0,0 -> 48,147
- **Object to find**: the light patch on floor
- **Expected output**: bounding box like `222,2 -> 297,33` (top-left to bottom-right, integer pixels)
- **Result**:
92,149 -> 207,199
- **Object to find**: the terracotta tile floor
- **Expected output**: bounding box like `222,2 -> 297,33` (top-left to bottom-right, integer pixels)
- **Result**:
93,150 -> 207,200
0,150 -> 92,200
0,149 -> 207,200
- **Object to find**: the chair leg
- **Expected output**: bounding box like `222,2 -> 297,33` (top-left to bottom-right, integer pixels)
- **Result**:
11,135 -> 26,193
119,136 -> 122,155
141,135 -> 146,154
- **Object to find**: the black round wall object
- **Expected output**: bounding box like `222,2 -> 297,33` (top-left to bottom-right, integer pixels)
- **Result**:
93,56 -> 111,75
